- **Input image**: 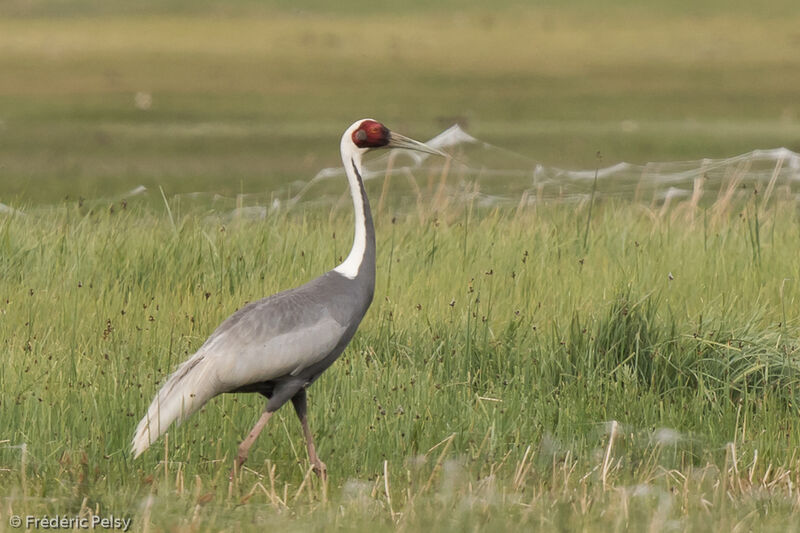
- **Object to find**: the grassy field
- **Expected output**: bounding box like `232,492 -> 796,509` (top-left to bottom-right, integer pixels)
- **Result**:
2,1 -> 800,531
1,2 -> 800,203
2,193 -> 800,531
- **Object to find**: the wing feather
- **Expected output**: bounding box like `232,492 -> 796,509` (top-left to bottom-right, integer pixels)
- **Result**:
132,278 -> 351,458
198,290 -> 347,390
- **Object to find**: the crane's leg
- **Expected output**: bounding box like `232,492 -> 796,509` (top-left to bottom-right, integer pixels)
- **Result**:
232,408 -> 273,476
291,389 -> 327,479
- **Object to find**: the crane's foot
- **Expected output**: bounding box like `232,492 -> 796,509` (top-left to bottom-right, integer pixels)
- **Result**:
229,409 -> 273,482
229,447 -> 249,481
311,458 -> 327,480
236,449 -> 248,469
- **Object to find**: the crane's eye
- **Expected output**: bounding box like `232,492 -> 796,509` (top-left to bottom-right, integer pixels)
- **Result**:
355,130 -> 367,142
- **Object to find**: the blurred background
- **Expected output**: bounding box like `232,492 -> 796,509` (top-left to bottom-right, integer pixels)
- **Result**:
1,0 -> 799,204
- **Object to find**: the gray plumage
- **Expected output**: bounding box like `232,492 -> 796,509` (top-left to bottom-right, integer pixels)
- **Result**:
131,119 -> 441,473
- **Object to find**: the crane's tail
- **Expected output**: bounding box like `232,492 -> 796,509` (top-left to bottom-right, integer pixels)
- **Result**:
131,352 -> 217,458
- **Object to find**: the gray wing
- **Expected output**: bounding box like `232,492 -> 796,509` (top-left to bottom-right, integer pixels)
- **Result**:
198,288 -> 347,391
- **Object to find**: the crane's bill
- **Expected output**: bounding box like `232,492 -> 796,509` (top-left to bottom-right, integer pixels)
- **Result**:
388,133 -> 448,157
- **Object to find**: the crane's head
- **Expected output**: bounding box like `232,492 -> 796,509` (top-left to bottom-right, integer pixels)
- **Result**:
345,119 -> 447,157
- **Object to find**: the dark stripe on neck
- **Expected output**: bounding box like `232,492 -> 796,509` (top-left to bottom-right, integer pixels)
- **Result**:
351,158 -> 376,280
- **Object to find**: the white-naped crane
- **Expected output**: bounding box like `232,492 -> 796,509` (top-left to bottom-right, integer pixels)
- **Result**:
132,119 -> 446,478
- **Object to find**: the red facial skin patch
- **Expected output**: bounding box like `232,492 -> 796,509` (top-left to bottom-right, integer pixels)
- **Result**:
352,120 -> 390,148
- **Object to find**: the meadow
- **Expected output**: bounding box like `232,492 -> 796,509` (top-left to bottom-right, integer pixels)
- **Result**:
2,0 -> 800,202
2,1 -> 800,531
2,190 -> 800,532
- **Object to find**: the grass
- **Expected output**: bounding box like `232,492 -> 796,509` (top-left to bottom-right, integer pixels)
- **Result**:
1,5 -> 800,203
2,1 -> 800,530
1,185 -> 800,531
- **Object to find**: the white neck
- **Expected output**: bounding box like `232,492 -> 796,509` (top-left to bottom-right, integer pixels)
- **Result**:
333,139 -> 368,279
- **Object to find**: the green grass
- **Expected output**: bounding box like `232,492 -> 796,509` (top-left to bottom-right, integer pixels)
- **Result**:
2,2 -> 800,530
1,6 -> 800,203
1,191 -> 800,531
